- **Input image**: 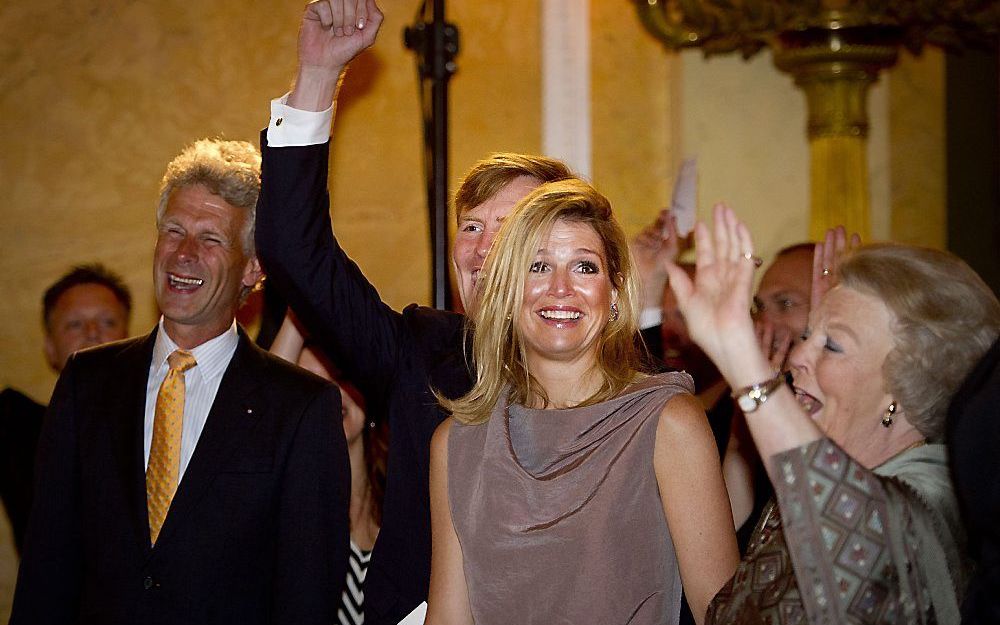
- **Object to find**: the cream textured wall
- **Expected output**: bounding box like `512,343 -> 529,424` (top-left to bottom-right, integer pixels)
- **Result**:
1,0 -> 304,404
591,0 -> 676,233
679,48 -> 892,265
679,48 -> 809,261
678,46 -> 944,265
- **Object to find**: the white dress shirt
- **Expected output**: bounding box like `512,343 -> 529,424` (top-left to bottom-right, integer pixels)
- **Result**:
268,93 -> 334,147
144,319 -> 240,482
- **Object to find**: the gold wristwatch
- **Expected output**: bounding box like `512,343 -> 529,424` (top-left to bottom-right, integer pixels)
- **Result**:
732,372 -> 786,413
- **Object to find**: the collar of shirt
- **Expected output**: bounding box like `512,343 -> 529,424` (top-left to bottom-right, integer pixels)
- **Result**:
150,318 -> 240,384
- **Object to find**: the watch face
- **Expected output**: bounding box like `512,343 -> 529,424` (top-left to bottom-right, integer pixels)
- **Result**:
737,395 -> 757,413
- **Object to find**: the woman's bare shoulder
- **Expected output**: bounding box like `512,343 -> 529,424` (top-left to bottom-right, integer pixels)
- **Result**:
656,391 -> 709,438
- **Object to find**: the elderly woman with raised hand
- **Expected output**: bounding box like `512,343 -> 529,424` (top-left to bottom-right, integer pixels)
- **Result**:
666,205 -> 1000,625
426,180 -> 739,625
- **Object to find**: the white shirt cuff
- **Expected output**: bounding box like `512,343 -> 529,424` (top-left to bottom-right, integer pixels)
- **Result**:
638,307 -> 663,331
266,93 -> 334,147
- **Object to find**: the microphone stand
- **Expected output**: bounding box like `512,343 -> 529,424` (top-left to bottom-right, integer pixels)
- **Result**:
404,0 -> 460,310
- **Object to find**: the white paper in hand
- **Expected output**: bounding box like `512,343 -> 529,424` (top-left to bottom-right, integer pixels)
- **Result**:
670,158 -> 698,237
397,601 -> 428,625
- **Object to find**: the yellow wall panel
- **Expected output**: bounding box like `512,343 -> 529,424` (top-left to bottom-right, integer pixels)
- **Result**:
889,49 -> 946,249
1,1 -> 304,405
591,0 -> 677,234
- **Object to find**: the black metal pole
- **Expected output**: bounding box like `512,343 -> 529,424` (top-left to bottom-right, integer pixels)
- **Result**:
404,1 -> 459,310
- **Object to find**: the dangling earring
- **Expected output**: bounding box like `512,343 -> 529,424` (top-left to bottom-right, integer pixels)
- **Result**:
881,401 -> 896,428
609,302 -> 619,322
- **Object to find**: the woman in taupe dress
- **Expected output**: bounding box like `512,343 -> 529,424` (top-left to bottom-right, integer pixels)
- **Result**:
425,179 -> 739,625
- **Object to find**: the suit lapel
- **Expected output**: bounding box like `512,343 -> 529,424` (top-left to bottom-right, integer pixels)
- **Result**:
107,330 -> 158,555
152,332 -> 268,550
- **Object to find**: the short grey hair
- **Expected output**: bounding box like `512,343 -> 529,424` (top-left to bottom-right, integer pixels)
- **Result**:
839,244 -> 1000,442
157,139 -> 261,255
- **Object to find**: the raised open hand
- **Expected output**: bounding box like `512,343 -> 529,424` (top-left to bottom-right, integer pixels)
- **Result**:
633,209 -> 688,266
631,209 -> 689,309
665,203 -> 765,383
810,226 -> 861,313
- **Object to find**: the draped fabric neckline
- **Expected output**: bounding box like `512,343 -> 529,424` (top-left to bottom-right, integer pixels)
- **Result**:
498,373 -> 694,531
503,374 -> 689,479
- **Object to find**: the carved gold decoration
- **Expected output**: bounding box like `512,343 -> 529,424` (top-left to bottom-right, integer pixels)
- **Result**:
636,0 -> 1000,238
636,1 -> 1000,58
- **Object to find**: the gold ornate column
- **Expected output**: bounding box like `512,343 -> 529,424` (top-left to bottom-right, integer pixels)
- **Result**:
635,0 -> 999,240
774,27 -> 897,239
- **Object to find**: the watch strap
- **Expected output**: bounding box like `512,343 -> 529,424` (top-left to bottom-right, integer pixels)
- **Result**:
732,371 -> 786,413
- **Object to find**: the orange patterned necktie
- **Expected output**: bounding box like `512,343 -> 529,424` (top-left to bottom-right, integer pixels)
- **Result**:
146,349 -> 197,545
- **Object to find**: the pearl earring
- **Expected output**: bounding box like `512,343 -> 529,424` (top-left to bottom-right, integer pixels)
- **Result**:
881,401 -> 897,428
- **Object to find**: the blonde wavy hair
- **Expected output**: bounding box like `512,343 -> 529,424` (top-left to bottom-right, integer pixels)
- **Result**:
839,243 -> 1000,441
441,179 -> 645,425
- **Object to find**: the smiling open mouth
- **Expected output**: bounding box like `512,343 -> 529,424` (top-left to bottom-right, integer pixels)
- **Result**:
538,309 -> 581,320
793,387 -> 823,416
168,273 -> 204,289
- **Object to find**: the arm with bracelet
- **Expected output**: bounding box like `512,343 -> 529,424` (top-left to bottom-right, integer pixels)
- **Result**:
665,203 -> 984,625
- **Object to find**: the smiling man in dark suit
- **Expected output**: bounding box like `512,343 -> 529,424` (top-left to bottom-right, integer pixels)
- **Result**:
11,139 -> 350,625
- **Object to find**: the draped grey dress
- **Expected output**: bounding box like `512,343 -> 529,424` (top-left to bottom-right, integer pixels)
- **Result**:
447,372 -> 694,624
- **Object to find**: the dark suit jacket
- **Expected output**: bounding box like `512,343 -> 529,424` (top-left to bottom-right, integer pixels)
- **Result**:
256,136 -> 473,625
10,328 -> 350,625
0,387 -> 45,553
947,338 -> 1000,625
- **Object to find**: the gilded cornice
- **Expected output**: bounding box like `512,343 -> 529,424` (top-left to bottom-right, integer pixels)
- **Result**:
635,0 -> 1000,58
